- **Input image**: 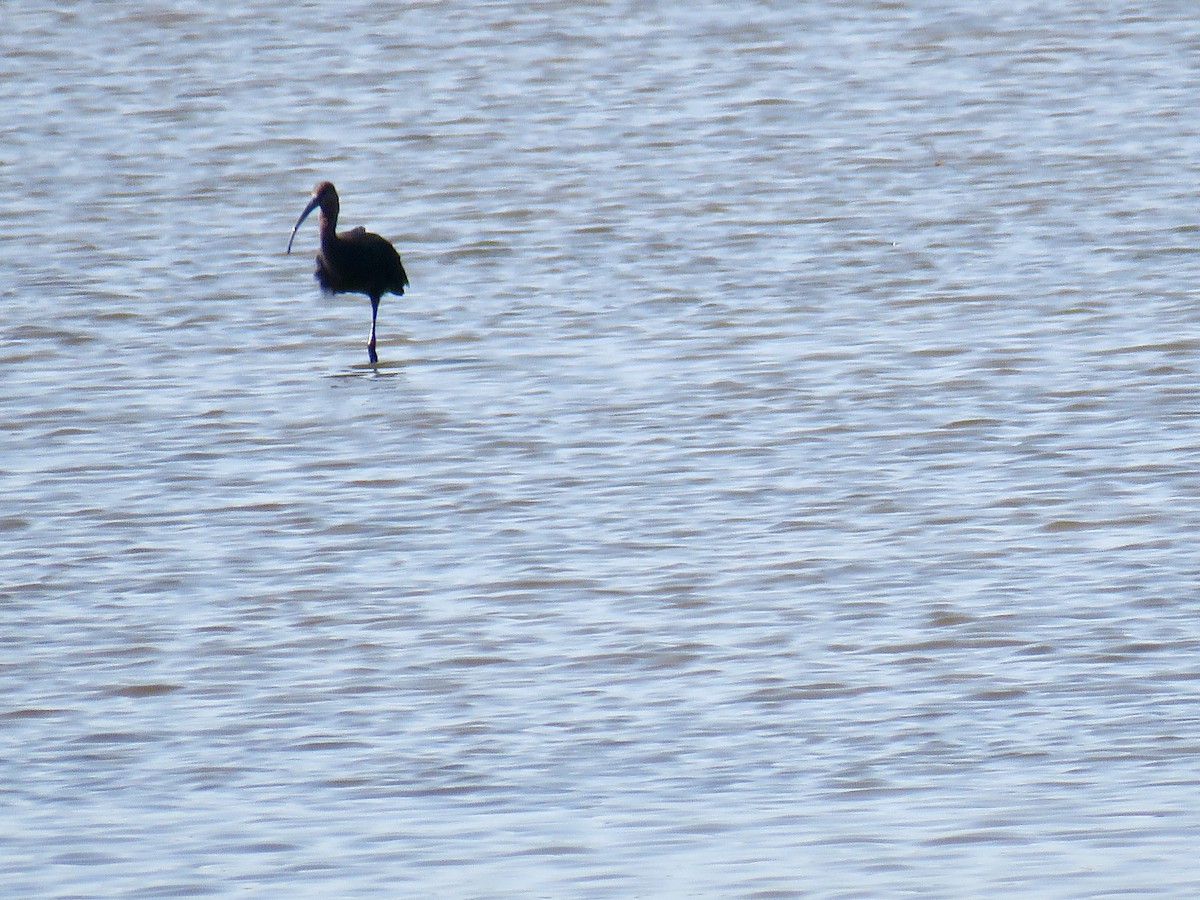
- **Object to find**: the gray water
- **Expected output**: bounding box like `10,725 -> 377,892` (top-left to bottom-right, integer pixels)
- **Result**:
3,1 -> 1200,896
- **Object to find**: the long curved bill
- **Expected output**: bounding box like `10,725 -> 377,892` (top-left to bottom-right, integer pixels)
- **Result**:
286,195 -> 321,254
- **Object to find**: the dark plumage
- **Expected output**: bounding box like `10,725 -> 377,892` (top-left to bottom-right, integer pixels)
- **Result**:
287,181 -> 408,363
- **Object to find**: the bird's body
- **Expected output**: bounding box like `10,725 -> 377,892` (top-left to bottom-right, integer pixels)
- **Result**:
287,181 -> 408,363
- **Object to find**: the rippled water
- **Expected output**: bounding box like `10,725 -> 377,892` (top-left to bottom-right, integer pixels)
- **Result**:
3,1 -> 1200,896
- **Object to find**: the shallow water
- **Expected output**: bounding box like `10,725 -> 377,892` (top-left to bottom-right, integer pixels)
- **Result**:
3,1 -> 1200,896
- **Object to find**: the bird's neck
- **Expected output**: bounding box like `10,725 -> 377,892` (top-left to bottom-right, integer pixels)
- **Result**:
318,212 -> 339,247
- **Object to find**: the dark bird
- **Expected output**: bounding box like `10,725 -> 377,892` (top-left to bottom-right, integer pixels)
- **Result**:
287,181 -> 408,363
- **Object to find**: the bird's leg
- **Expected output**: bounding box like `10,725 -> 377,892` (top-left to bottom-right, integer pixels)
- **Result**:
367,296 -> 380,363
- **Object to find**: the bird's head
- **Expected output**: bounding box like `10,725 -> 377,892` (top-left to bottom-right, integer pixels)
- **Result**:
287,181 -> 340,254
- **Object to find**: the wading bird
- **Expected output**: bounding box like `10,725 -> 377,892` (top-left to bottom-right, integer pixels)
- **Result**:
287,181 -> 408,363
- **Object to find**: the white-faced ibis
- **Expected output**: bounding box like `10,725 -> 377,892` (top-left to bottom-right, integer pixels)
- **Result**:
287,181 -> 408,363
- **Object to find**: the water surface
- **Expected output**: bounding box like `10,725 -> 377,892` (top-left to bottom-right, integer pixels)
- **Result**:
2,1 -> 1200,896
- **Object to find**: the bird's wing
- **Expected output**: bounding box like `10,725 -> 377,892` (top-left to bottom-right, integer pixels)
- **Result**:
336,229 -> 409,293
